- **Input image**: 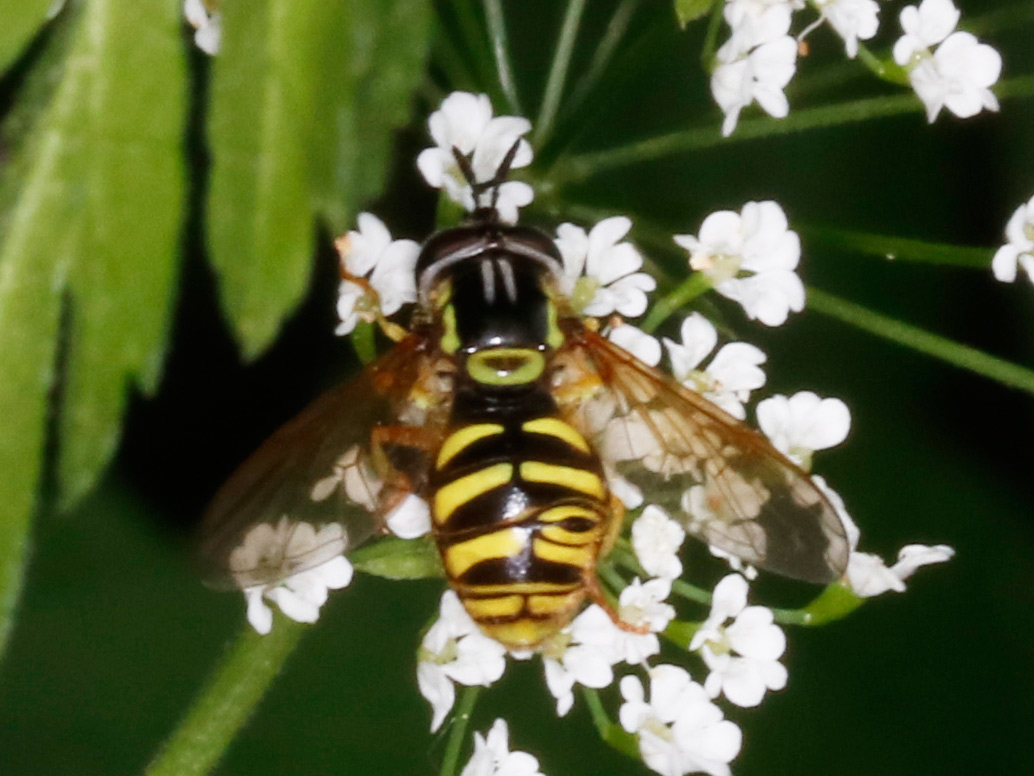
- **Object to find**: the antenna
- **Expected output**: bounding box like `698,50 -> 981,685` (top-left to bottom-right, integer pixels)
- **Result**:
451,137 -> 524,215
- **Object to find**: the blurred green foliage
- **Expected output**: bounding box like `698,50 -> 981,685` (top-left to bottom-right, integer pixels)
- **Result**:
0,1 -> 1032,775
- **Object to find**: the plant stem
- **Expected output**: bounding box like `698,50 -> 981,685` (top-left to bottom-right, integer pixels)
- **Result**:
482,0 -> 522,114
553,75 -> 1034,184
807,287 -> 1034,396
700,0 -> 724,70
670,578 -> 712,606
640,273 -> 713,333
855,44 -> 910,86
145,620 -> 305,776
565,0 -> 641,119
439,686 -> 480,776
533,0 -> 587,148
799,224 -> 992,268
555,93 -> 920,183
772,583 -> 864,626
449,0 -> 496,97
598,561 -> 628,599
582,688 -> 640,758
583,687 -> 612,738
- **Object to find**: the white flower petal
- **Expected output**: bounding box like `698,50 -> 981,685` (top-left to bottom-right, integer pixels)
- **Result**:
386,495 -> 433,538
847,551 -> 906,596
418,662 -> 456,733
608,324 -> 661,366
632,505 -> 686,581
244,587 -> 273,635
891,544 -> 955,579
665,313 -> 718,378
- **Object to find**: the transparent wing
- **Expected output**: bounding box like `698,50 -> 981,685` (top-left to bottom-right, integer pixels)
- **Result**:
552,327 -> 849,584
197,336 -> 453,590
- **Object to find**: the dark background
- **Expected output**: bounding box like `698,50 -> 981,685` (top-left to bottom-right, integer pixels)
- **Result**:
1,2 -> 1032,775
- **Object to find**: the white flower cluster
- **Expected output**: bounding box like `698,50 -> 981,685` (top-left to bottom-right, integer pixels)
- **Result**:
676,200 -> 804,327
664,313 -> 766,420
231,519 -> 354,635
992,194 -> 1034,287
620,666 -> 742,776
815,475 -> 955,597
415,502 -> 755,776
333,93 -> 811,344
417,91 -> 534,224
334,213 -> 419,336
710,0 -> 1002,135
460,719 -> 546,776
711,0 -> 802,137
892,0 -> 1002,123
417,591 -> 508,732
225,91 -> 959,776
555,216 -> 657,319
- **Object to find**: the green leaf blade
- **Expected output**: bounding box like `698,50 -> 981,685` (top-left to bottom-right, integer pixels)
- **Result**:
206,0 -> 328,359
207,0 -> 433,357
0,0 -> 59,75
674,0 -> 714,28
56,0 -> 188,508
315,0 -> 433,232
0,0 -> 94,657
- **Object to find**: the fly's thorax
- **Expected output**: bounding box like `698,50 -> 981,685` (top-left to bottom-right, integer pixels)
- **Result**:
415,219 -> 566,358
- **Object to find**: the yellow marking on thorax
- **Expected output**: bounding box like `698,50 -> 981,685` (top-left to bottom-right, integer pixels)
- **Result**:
443,527 -> 528,578
434,463 -> 513,523
521,417 -> 591,453
532,537 -> 594,569
436,423 -> 505,469
519,461 -> 605,499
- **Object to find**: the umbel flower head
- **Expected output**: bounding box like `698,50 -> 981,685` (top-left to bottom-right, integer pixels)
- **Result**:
417,91 -> 534,223
705,0 -> 1002,134
207,88 -> 957,776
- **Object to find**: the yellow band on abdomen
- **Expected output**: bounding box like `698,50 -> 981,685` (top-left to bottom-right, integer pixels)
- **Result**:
443,527 -> 528,578
436,423 -> 505,469
519,461 -> 605,499
434,463 -> 513,523
521,417 -> 591,453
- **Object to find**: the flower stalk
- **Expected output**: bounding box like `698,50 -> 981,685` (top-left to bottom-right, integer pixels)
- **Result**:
640,274 -> 713,334
145,620 -> 305,776
533,0 -> 587,148
807,287 -> 1034,396
439,686 -> 480,776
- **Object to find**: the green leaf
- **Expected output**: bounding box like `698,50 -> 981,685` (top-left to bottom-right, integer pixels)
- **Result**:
350,536 -> 444,580
0,0 -> 58,75
0,0 -> 187,653
312,0 -> 434,234
674,0 -> 714,28
57,0 -> 188,507
207,0 -> 432,359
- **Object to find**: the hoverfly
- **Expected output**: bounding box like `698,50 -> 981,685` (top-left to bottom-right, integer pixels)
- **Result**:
198,143 -> 849,650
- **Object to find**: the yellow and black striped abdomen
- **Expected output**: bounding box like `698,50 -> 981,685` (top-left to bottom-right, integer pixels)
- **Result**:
431,415 -> 612,650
